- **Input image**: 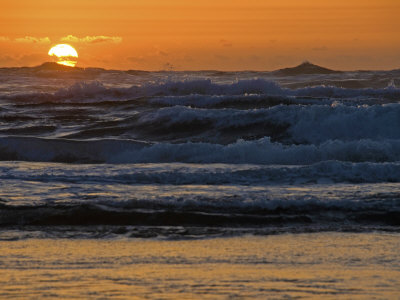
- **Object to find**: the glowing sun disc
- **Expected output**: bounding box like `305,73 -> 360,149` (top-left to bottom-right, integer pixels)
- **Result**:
48,44 -> 78,67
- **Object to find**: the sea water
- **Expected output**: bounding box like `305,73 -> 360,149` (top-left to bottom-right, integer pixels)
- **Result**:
0,64 -> 399,298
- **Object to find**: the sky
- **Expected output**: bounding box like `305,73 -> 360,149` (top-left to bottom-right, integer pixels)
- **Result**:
0,0 -> 399,70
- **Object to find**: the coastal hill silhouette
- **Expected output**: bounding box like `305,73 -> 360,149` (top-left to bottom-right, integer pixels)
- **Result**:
34,62 -> 84,71
2,61 -> 399,77
273,61 -> 341,76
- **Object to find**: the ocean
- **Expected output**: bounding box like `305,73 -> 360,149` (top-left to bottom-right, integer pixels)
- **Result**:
0,62 -> 399,298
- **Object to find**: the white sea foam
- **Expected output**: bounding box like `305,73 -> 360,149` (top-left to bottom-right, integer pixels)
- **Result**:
134,103 -> 400,143
1,136 -> 400,165
5,79 -> 400,104
113,138 -> 400,164
1,161 -> 400,185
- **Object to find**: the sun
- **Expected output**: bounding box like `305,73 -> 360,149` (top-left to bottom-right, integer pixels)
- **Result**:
48,44 -> 78,67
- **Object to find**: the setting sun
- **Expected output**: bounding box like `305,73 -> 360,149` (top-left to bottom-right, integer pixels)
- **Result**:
48,44 -> 78,67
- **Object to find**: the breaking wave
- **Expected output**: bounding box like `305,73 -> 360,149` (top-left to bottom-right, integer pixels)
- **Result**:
1,180 -> 399,229
2,68 -> 400,238
1,136 -> 400,164
1,161 -> 400,185
133,103 -> 400,144
5,79 -> 400,104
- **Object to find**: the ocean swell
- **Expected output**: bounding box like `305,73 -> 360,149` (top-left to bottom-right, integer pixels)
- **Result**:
1,136 -> 400,164
4,79 -> 400,104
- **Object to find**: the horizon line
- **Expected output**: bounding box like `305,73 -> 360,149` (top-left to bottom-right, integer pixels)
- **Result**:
1,61 -> 399,73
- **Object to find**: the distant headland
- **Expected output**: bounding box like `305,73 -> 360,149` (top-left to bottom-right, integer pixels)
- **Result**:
0,61 -> 399,74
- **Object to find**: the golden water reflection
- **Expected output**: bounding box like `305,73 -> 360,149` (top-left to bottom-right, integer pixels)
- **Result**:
0,232 -> 399,299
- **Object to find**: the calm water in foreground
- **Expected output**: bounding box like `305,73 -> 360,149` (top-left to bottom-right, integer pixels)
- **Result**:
0,233 -> 399,299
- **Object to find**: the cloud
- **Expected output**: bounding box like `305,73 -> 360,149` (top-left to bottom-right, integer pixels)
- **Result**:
0,36 -> 10,42
15,36 -> 51,43
60,35 -> 122,44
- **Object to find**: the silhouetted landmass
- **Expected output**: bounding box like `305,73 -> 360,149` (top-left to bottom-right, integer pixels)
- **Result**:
273,61 -> 341,76
3,63 -> 112,79
0,62 -> 109,73
0,61 -> 399,74
33,62 -> 83,71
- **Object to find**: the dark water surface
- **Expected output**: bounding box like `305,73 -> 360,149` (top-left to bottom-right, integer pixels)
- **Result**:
1,65 -> 400,238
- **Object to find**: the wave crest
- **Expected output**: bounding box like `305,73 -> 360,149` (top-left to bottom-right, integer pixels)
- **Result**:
1,136 -> 400,164
6,78 -> 400,104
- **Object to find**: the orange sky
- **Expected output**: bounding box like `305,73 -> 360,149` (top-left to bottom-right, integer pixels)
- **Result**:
0,0 -> 399,70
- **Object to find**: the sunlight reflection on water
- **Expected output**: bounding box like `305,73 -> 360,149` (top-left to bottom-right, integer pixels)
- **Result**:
0,233 -> 399,299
